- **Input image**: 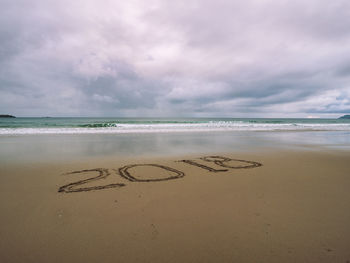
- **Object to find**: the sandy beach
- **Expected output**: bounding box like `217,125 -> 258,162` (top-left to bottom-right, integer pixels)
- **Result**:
1,146 -> 350,263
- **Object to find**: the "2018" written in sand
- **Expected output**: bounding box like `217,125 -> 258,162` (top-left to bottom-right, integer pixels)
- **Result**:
58,156 -> 262,193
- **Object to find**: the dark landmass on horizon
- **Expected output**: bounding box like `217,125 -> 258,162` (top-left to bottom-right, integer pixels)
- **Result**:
0,115 -> 16,118
338,115 -> 350,119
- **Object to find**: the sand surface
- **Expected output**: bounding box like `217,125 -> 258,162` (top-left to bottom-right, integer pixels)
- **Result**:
1,150 -> 350,263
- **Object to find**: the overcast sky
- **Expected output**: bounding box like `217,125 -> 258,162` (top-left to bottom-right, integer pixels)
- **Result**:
1,0 -> 350,117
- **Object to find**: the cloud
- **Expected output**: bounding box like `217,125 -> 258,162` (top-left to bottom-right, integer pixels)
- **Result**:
0,0 -> 350,117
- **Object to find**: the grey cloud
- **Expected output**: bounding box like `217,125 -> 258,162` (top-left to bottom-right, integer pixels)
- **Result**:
1,0 -> 350,117
335,62 -> 350,77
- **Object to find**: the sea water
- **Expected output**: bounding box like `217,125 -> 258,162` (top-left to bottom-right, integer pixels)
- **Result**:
0,117 -> 349,163
0,117 -> 350,134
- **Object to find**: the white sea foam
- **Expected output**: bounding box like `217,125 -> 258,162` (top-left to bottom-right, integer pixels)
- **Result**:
0,122 -> 350,135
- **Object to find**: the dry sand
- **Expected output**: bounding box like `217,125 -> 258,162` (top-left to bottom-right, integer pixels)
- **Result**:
0,149 -> 350,263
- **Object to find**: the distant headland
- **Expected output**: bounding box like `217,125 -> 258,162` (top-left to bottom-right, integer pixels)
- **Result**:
0,114 -> 16,118
338,115 -> 350,119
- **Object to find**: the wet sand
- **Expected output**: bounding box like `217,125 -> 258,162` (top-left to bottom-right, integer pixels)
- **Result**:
0,150 -> 350,263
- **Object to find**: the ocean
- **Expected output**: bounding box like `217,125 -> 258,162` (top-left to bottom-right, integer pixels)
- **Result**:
1,117 -> 349,163
0,117 -> 350,134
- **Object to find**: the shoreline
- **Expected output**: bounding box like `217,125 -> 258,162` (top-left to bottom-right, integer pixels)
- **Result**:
1,127 -> 350,135
1,131 -> 350,166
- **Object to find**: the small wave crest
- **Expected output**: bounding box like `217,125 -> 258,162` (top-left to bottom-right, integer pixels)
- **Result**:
79,123 -> 118,128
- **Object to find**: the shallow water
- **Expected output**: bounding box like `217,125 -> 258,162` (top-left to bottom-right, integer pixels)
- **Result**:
1,130 -> 349,164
